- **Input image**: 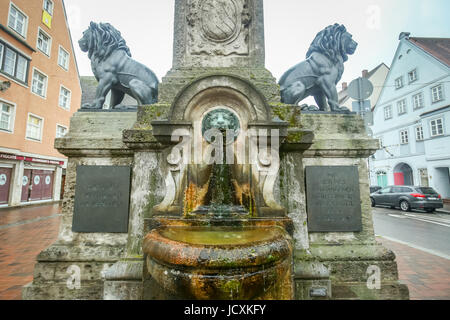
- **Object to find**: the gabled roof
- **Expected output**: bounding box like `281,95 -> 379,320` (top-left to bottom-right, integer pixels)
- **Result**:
367,63 -> 390,78
408,37 -> 450,67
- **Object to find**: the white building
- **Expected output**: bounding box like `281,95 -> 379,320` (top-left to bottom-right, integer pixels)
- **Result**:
369,33 -> 450,199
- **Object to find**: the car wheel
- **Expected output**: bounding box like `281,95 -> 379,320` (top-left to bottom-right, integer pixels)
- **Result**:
425,208 -> 435,213
371,198 -> 376,207
400,200 -> 411,212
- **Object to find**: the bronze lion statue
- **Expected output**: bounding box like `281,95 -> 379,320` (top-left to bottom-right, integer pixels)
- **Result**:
279,24 -> 358,111
78,22 -> 159,109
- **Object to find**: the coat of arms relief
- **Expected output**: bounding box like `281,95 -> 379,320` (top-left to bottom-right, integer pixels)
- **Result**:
187,0 -> 251,56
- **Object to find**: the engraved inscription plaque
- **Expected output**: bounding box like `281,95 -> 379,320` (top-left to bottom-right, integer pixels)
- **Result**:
306,166 -> 362,232
72,166 -> 131,233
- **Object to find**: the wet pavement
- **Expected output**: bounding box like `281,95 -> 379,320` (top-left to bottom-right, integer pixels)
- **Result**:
0,203 -> 449,300
0,203 -> 61,300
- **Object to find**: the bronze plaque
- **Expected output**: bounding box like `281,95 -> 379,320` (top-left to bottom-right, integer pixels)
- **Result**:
306,166 -> 362,232
72,166 -> 131,233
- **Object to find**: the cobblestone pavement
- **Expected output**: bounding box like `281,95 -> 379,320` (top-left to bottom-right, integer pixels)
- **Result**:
0,203 -> 449,300
0,203 -> 61,300
378,237 -> 450,300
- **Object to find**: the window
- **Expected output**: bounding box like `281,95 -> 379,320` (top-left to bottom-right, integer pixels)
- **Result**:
0,43 -> 3,67
384,105 -> 393,120
408,69 -> 417,83
58,47 -> 69,70
32,69 -> 48,97
380,187 -> 392,194
26,114 -> 43,141
413,93 -> 424,110
4,47 -> 16,76
56,125 -> 68,138
397,99 -> 407,115
430,118 -> 444,137
43,0 -> 54,15
37,29 -> 51,56
0,41 -> 29,83
431,85 -> 444,103
400,129 -> 409,144
0,102 -> 14,132
59,86 -> 71,110
8,4 -> 27,38
395,77 -> 404,89
415,126 -> 424,141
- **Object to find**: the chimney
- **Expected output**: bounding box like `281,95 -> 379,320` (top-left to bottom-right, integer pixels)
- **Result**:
362,70 -> 369,78
399,32 -> 410,40
342,82 -> 348,90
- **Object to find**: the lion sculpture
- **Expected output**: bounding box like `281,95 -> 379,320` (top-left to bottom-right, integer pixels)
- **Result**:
279,24 -> 358,112
78,22 -> 159,109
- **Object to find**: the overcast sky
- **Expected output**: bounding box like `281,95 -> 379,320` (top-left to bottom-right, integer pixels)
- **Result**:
65,0 -> 450,87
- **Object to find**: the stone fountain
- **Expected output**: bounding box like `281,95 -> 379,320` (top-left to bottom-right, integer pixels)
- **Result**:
23,0 -> 409,300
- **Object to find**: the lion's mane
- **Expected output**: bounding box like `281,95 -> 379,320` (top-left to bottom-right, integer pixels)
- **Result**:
86,22 -> 131,61
306,24 -> 350,64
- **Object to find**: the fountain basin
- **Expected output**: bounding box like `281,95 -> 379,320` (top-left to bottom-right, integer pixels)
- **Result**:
143,226 -> 293,300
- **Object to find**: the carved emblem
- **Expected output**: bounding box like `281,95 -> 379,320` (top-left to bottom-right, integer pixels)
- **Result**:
200,0 -> 239,43
187,0 -> 251,56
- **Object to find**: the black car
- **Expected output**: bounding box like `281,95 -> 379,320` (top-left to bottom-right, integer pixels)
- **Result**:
371,186 -> 443,213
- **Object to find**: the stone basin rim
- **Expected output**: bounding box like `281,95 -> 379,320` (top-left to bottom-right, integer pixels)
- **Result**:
143,226 -> 293,269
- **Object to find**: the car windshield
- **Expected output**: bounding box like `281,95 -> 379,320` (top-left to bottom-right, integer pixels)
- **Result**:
416,187 -> 438,195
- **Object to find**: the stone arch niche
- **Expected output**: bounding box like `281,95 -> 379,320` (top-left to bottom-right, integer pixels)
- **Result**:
151,74 -> 288,218
394,162 -> 414,186
169,75 -> 272,122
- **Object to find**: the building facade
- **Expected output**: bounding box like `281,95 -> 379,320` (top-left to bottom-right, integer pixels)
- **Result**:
339,64 -> 390,114
0,0 -> 81,207
369,33 -> 450,199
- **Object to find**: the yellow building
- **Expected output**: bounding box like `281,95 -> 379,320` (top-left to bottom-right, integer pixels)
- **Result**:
0,0 -> 81,207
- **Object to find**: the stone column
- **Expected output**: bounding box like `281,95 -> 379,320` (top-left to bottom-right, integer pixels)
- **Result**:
9,160 -> 24,206
52,166 -> 63,202
23,111 -> 137,300
294,113 -> 409,300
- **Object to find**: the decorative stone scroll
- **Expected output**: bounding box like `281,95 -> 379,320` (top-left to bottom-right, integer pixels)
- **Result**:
187,0 -> 251,56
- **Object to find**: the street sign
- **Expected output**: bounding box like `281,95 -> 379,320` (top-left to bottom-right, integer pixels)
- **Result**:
348,77 -> 374,101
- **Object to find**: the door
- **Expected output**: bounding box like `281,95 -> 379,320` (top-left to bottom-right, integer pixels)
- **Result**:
0,168 -> 12,205
29,170 -> 44,201
377,173 -> 388,188
42,171 -> 53,200
394,172 -> 405,186
21,169 -> 32,202
374,187 -> 391,205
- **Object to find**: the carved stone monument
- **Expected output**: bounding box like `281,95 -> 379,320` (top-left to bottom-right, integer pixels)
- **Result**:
23,0 -> 408,300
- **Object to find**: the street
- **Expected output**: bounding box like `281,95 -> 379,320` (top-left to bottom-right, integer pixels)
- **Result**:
372,206 -> 450,259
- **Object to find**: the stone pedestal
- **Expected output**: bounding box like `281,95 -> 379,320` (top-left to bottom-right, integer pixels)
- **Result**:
280,112 -> 409,300
23,111 -> 136,300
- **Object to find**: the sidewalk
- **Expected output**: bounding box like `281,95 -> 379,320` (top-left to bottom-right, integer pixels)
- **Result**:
437,202 -> 450,214
0,203 -> 61,300
378,237 -> 450,300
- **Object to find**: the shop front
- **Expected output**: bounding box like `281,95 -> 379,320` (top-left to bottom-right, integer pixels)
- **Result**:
0,153 -> 65,207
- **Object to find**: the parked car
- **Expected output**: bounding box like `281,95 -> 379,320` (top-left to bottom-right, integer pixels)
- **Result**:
370,186 -> 443,213
370,186 -> 382,194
